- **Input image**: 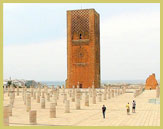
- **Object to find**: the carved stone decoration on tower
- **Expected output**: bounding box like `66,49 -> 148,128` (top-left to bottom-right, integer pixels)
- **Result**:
66,9 -> 100,88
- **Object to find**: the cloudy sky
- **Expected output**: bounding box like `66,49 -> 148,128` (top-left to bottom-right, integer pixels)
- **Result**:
3,3 -> 160,81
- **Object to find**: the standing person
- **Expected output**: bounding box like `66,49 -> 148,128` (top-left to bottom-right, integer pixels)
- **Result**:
132,100 -> 136,113
126,102 -> 130,115
102,105 -> 106,119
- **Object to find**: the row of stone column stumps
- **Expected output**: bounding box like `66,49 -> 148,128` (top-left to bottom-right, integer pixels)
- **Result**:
133,85 -> 145,98
3,84 -> 127,126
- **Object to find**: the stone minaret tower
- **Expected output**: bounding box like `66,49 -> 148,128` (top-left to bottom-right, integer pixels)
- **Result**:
66,9 -> 100,88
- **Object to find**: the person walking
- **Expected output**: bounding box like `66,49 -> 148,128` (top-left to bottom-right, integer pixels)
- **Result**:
126,102 -> 130,115
102,105 -> 106,118
132,100 -> 136,113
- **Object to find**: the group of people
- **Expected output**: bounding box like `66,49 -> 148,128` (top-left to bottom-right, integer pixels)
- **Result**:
126,100 -> 136,115
102,100 -> 136,119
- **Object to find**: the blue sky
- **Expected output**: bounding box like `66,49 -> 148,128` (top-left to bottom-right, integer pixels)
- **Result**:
3,3 -> 160,81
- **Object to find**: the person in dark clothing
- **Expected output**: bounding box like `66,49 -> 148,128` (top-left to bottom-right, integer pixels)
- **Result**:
132,100 -> 136,113
102,105 -> 106,118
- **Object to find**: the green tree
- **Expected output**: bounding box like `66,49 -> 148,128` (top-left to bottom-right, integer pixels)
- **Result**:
7,81 -> 12,87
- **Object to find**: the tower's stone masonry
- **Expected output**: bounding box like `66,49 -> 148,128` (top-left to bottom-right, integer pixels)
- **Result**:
66,9 -> 100,88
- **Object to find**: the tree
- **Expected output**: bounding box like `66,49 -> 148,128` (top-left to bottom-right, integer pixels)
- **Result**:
7,81 -> 12,87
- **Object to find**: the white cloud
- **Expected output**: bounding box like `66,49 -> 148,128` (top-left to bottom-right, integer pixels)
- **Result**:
3,7 -> 160,81
3,39 -> 67,81
101,11 -> 160,80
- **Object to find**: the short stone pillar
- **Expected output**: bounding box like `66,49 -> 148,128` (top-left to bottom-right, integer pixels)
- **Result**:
13,88 -> 15,99
98,93 -> 102,102
103,91 -> 107,100
72,93 -> 75,102
16,86 -> 19,96
72,85 -> 75,89
77,84 -> 80,90
85,94 -> 89,106
24,87 -> 27,92
33,91 -> 36,99
22,90 -> 24,100
37,93 -> 40,103
57,87 -> 60,99
122,87 -> 125,94
104,87 -> 107,95
26,93 -> 31,112
118,88 -> 120,95
8,104 -> 12,116
65,100 -> 70,113
63,93 -> 67,103
112,89 -> 114,98
45,86 -> 48,95
37,90 -> 41,97
89,87 -> 92,97
9,91 -> 14,107
53,95 -> 57,106
156,86 -> 160,98
3,105 -> 9,126
76,93 -> 80,109
92,90 -> 96,104
119,88 -> 122,94
92,95 -> 96,104
30,86 -> 34,97
134,90 -> 139,98
115,88 -> 117,96
124,86 -> 126,93
43,86 -> 46,93
80,92 -> 83,100
23,92 -> 27,105
53,90 -> 57,98
41,91 -> 45,98
52,85 -> 54,91
41,98 -> 45,109
47,93 -> 50,101
8,87 -> 10,96
49,91 -> 52,97
108,90 -> 111,99
90,89 -> 92,94
69,90 -> 72,97
29,110 -> 37,125
4,85 -> 7,93
50,103 -> 56,118
62,86 -> 65,93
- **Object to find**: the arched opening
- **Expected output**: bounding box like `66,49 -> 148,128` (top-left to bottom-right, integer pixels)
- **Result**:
79,83 -> 82,88
79,33 -> 82,39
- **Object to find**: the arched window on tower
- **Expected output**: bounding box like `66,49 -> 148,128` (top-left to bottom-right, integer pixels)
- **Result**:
79,33 -> 82,39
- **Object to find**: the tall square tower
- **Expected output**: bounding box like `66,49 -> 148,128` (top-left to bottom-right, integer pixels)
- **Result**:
66,9 -> 100,88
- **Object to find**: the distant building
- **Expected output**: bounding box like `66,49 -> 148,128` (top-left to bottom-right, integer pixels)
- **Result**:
145,73 -> 158,90
3,79 -> 38,88
25,80 -> 38,88
3,81 -> 7,87
12,80 -> 25,87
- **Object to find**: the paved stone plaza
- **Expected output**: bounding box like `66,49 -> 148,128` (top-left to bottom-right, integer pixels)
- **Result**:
3,87 -> 160,126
